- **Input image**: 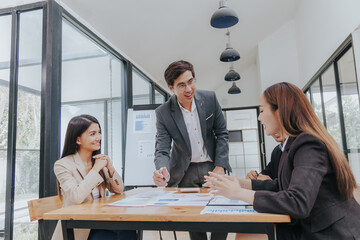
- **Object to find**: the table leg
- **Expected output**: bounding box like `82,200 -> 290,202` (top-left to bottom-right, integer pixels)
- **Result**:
266,223 -> 276,240
61,220 -> 75,240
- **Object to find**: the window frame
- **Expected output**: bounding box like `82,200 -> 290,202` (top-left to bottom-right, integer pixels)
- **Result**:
0,1 -> 169,239
303,36 -> 360,157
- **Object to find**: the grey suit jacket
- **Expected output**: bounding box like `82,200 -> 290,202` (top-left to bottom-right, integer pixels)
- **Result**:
154,90 -> 231,186
252,132 -> 360,240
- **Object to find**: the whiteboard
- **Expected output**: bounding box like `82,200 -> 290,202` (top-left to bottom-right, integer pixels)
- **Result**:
124,108 -> 157,186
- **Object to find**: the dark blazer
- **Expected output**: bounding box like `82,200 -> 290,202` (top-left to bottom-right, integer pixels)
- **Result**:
261,144 -> 282,179
154,90 -> 231,187
252,132 -> 360,240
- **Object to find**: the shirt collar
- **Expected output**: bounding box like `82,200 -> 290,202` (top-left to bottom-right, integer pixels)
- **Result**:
177,98 -> 196,113
280,137 -> 289,152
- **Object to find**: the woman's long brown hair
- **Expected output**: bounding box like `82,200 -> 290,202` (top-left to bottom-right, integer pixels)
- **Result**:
263,82 -> 356,200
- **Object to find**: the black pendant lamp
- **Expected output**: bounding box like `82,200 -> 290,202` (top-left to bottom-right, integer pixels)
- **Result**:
228,82 -> 241,94
220,31 -> 240,62
211,0 -> 239,29
225,65 -> 240,81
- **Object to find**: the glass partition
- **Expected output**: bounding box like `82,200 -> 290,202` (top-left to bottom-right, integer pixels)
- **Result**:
0,14 -> 12,235
225,108 -> 261,178
13,9 -> 43,239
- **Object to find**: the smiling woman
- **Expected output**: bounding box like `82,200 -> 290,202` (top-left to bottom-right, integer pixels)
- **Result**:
258,95 -> 282,139
53,114 -> 137,240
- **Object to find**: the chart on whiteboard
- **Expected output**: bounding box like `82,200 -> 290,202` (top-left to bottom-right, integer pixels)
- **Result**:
125,108 -> 157,186
134,112 -> 152,133
138,140 -> 155,159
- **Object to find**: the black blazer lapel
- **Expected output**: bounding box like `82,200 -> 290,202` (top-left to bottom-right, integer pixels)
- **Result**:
277,136 -> 295,190
170,96 -> 191,153
195,93 -> 207,142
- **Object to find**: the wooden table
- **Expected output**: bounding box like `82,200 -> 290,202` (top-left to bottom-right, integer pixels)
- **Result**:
43,188 -> 290,240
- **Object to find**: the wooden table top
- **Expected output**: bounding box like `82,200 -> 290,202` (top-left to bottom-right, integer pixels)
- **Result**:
43,188 -> 291,223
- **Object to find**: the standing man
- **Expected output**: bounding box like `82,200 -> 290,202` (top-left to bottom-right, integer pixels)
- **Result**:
153,60 -> 231,240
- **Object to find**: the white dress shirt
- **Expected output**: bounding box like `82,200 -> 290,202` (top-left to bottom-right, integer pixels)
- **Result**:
91,186 -> 100,199
178,99 -> 212,163
280,137 -> 289,152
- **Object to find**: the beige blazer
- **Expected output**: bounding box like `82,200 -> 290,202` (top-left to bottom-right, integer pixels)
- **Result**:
51,153 -> 124,240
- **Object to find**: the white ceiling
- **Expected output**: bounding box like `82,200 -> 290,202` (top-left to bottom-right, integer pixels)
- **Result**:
58,0 -> 299,92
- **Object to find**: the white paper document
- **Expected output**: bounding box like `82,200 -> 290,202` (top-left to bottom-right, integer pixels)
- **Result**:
148,193 -> 213,206
107,190 -> 254,211
107,190 -> 176,207
207,195 -> 252,206
200,206 -> 259,215
107,192 -> 213,207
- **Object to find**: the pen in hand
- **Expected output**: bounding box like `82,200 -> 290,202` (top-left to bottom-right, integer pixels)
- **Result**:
160,167 -> 170,183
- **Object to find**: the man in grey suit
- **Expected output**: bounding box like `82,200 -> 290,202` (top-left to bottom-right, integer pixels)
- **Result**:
153,60 -> 231,240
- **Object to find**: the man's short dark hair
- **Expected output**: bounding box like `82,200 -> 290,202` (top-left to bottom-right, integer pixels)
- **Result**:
164,60 -> 195,86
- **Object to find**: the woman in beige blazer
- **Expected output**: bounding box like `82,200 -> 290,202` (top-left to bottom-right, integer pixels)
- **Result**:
52,114 -> 137,240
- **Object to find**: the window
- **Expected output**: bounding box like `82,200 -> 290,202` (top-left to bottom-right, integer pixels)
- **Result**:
133,69 -> 151,105
304,40 -> 360,184
322,65 -> 343,149
13,9 -> 43,239
155,88 -> 166,104
310,79 -> 325,125
61,19 -> 124,171
337,47 -> 360,183
0,14 -> 12,236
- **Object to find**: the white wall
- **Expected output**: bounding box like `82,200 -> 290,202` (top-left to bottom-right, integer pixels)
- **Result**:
258,19 -> 300,92
256,0 -> 360,162
0,0 -> 39,8
215,64 -> 260,108
257,0 -> 360,91
257,19 -> 300,162
295,0 -> 360,86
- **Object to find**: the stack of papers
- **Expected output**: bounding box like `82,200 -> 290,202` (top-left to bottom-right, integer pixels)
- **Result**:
107,191 -> 254,211
200,196 -> 258,215
200,206 -> 258,215
208,196 -> 252,206
108,191 -> 213,207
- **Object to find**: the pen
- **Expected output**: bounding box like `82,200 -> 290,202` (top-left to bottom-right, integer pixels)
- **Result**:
160,167 -> 168,182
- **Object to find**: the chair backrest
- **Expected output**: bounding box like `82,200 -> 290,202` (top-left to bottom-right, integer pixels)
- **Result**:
354,186 -> 360,204
27,195 -> 63,221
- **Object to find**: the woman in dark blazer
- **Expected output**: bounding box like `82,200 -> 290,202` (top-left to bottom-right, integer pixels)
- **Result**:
206,82 -> 360,240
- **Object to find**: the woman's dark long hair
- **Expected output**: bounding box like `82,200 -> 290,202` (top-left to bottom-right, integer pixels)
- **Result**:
61,114 -> 101,158
263,82 -> 356,200
57,115 -> 102,198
